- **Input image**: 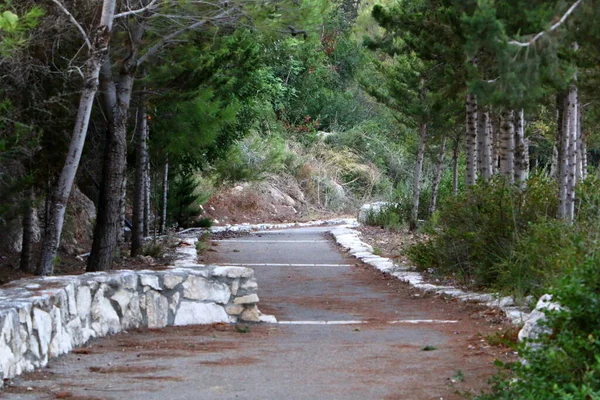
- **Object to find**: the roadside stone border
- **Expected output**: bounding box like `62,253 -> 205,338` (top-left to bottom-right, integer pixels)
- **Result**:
0,265 -> 266,384
330,223 -> 531,325
179,217 -> 358,235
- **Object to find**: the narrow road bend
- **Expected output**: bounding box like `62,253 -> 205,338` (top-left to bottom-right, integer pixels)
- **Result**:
4,226 -> 510,400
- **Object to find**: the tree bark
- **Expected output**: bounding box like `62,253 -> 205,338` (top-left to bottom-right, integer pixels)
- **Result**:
499,109 -> 515,183
465,94 -> 478,186
489,111 -> 498,175
410,122 -> 427,231
429,136 -> 446,215
452,135 -> 459,196
143,157 -> 151,237
131,99 -> 149,256
566,81 -> 578,221
88,14 -> 148,271
37,0 -> 116,276
88,71 -> 135,271
514,109 -> 529,188
557,92 -> 570,220
20,187 -> 35,273
160,161 -> 169,234
477,108 -> 492,181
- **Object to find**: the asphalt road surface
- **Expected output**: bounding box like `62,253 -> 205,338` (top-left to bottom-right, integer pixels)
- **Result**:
3,226 -> 509,400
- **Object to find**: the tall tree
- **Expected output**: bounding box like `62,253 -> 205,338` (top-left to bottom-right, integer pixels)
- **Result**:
38,0 -> 117,275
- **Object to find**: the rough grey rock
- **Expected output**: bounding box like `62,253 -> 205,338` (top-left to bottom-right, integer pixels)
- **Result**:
518,294 -> 561,343
174,302 -> 228,325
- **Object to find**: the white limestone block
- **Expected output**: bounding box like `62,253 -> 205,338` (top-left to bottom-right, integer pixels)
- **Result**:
240,279 -> 258,291
211,266 -> 254,279
76,286 -> 92,323
140,274 -> 161,291
225,304 -> 244,316
32,308 -> 52,357
240,306 -> 260,322
173,302 -> 228,325
145,290 -> 168,329
90,285 -> 121,336
182,276 -> 231,304
233,294 -> 259,305
163,273 -> 185,289
49,306 -> 72,357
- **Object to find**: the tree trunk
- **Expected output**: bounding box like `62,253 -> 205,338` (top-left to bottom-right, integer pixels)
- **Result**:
410,122 -> 427,231
477,108 -> 492,181
499,109 -> 515,183
577,110 -> 585,181
566,81 -> 578,222
119,176 -> 127,245
143,157 -> 151,237
20,187 -> 35,273
452,135 -> 459,196
489,111 -> 498,175
88,71 -> 135,271
580,128 -> 587,181
37,1 -> 116,275
465,94 -> 478,186
429,136 -> 446,215
131,99 -> 149,257
557,92 -> 570,220
514,109 -> 529,188
160,161 -> 169,234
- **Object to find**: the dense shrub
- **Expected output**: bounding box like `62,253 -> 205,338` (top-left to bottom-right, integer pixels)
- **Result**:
478,251 -> 600,399
364,202 -> 410,230
407,175 -> 560,292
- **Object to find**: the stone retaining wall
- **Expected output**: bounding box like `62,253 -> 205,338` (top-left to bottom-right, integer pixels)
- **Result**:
0,265 -> 264,383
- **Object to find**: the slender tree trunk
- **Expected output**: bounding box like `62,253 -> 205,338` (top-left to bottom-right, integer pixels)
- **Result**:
452,135 -> 459,196
550,145 -> 558,179
429,136 -> 446,215
514,109 -> 529,188
566,81 -> 578,221
465,94 -> 478,186
143,157 -> 151,237
410,122 -> 427,231
499,109 -> 515,183
580,129 -> 587,181
160,161 -> 169,234
37,1 -> 116,275
131,98 -> 149,256
477,108 -> 492,181
20,187 -> 35,273
488,111 -> 498,175
557,92 -> 570,220
576,103 -> 585,181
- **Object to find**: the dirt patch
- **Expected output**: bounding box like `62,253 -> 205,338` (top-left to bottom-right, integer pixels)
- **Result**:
130,376 -> 184,382
198,356 -> 261,367
88,365 -> 163,374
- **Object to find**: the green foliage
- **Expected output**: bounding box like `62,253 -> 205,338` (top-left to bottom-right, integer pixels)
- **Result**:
407,175 -> 560,292
0,6 -> 44,56
215,133 -> 290,183
364,203 -> 409,230
142,241 -> 165,259
193,217 -> 213,229
478,251 -> 600,399
167,173 -> 203,228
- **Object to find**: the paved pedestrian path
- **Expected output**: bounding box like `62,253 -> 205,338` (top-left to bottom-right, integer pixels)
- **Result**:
4,226 -> 508,400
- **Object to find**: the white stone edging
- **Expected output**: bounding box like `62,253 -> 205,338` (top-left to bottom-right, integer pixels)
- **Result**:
179,217 -> 359,235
